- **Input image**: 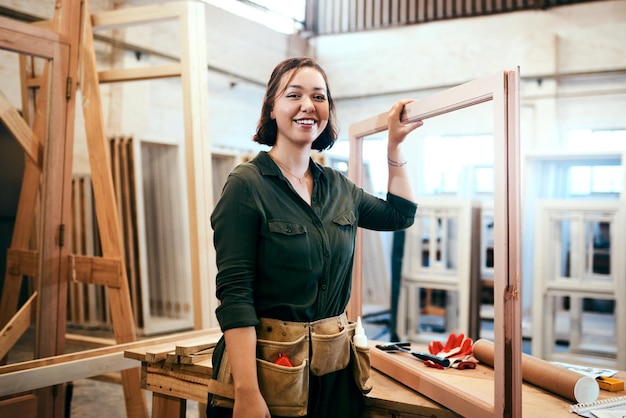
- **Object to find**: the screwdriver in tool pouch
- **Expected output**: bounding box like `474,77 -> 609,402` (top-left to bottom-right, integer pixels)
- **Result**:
376,342 -> 451,368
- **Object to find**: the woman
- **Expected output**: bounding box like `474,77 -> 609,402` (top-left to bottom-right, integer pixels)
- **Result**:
208,57 -> 423,418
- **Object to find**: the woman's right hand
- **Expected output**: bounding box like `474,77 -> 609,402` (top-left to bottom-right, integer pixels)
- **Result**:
233,388 -> 271,418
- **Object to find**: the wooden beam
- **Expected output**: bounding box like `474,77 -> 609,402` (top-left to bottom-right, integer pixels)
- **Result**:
370,346 -> 493,418
146,363 -> 205,408
33,5 -> 73,415
151,392 -> 186,418
0,293 -> 37,360
1,352 -> 137,397
0,328 -> 221,396
6,249 -> 39,277
178,0 -> 216,330
90,1 -> 185,29
98,64 -> 182,83
79,3 -> 147,416
0,91 -> 42,166
69,254 -> 124,288
0,16 -> 63,58
0,393 -> 38,418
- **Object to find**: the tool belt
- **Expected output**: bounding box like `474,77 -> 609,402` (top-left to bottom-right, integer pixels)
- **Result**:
207,312 -> 372,417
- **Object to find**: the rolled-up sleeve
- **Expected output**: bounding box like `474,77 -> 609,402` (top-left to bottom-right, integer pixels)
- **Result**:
211,173 -> 260,331
357,191 -> 417,231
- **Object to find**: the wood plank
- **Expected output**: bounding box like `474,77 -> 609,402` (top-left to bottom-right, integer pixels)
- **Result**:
178,0 -> 216,330
0,19 -> 52,365
146,363 -> 209,406
364,369 -> 461,418
371,341 -> 626,418
125,342 -> 177,363
119,137 -> 141,328
1,352 -> 138,397
33,20 -> 72,418
0,91 -> 42,166
35,0 -> 82,415
0,293 -> 36,360
70,177 -> 81,324
0,393 -> 38,418
65,333 -> 116,350
0,16 -> 64,58
78,4 -> 147,416
175,337 -> 217,356
70,254 -> 124,288
179,347 -> 214,365
371,342 -> 493,418
91,2 -> 184,29
151,392 -> 186,418
6,249 -> 39,277
98,64 -> 182,83
0,329 -> 221,396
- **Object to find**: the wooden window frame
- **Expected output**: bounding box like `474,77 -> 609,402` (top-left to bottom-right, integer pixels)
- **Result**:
347,68 -> 522,417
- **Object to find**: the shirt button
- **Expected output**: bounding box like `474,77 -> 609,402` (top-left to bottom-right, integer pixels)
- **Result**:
324,251 -> 330,257
321,284 -> 327,290
286,228 -> 292,233
314,220 -> 321,227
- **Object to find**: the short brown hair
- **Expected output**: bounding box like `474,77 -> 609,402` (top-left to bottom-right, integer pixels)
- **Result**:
253,57 -> 338,151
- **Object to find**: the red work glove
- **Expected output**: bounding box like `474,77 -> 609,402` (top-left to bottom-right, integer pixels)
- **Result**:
427,333 -> 477,370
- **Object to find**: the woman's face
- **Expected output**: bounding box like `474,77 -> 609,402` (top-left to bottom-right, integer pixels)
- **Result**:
271,67 -> 330,148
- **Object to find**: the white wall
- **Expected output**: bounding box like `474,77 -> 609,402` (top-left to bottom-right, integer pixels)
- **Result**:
314,1 -> 626,145
1,0 -> 623,155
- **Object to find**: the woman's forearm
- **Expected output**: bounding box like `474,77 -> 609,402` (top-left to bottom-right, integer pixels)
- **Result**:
224,326 -> 260,393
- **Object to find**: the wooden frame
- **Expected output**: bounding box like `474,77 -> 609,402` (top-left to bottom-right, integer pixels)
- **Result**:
0,13 -> 74,418
90,0 -> 216,334
532,199 -> 626,369
396,197 -> 475,344
347,69 -> 521,417
1,1 -> 213,416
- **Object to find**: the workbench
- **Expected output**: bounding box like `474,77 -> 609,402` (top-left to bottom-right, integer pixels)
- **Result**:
124,334 -> 625,418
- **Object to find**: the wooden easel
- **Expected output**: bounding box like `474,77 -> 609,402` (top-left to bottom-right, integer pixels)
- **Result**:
0,1 -> 147,417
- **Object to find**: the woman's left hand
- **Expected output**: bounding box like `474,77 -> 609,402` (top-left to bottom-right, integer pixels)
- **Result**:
388,99 -> 423,147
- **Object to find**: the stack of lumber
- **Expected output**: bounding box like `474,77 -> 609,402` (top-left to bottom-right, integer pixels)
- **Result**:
124,329 -> 222,403
109,136 -> 143,328
68,137 -> 196,335
68,175 -> 109,328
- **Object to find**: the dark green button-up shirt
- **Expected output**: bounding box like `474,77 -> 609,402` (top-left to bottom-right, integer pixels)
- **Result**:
211,151 -> 417,332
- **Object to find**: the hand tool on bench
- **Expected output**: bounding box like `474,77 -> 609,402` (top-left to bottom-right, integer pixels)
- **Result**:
375,342 -> 451,368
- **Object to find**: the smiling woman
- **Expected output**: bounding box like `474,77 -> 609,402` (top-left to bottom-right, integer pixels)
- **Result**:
207,56 -> 422,418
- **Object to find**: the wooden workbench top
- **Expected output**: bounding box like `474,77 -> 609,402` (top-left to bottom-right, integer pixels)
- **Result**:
370,341 -> 626,418
123,333 -> 626,418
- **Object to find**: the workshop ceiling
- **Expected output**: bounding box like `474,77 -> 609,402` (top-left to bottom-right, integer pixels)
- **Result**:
307,0 -> 606,35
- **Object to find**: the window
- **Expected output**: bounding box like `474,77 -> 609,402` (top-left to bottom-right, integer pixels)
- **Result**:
569,165 -> 623,195
567,129 -> 626,196
422,134 -> 494,195
567,129 -> 626,152
204,0 -> 306,34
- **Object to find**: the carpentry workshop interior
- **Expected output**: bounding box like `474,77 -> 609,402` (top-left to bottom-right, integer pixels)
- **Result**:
0,0 -> 625,417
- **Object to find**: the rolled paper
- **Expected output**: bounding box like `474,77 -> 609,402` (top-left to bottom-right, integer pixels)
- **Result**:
472,339 -> 599,403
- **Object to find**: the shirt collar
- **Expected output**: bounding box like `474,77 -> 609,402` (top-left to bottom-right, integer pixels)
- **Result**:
255,151 -> 325,183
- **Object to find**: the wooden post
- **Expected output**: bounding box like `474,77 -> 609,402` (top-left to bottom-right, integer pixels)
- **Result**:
77,1 -> 146,416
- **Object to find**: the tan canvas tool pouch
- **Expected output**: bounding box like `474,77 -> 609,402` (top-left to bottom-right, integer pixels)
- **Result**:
208,312 -> 372,416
